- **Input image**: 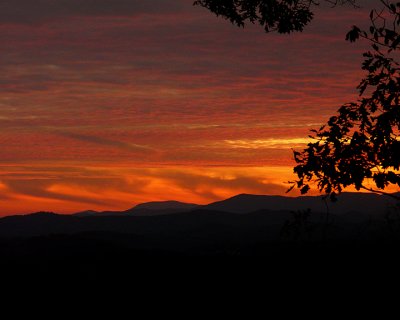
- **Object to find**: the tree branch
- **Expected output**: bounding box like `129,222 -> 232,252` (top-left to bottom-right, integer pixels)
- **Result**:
360,185 -> 400,200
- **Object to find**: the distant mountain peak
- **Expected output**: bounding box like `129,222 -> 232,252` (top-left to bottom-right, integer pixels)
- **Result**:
126,200 -> 200,216
229,193 -> 281,199
131,200 -> 198,210
26,211 -> 59,217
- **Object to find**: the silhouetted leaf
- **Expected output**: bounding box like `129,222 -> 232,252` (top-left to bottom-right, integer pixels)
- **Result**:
346,26 -> 361,42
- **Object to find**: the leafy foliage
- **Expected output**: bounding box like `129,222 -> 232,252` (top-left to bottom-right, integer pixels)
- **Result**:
293,1 -> 400,200
194,0 -> 357,33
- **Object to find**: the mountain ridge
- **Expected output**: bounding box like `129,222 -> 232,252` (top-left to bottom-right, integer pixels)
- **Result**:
3,191 -> 399,219
124,200 -> 200,216
0,192 -> 398,244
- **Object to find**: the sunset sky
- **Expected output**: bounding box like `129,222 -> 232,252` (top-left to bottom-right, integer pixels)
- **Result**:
0,0 -> 378,215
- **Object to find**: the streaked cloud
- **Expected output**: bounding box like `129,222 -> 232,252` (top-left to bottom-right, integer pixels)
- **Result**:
224,138 -> 310,149
0,0 -> 187,25
0,0 -> 379,214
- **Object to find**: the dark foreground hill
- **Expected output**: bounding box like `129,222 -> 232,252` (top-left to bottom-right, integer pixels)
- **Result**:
1,192 -> 400,276
1,208 -> 399,260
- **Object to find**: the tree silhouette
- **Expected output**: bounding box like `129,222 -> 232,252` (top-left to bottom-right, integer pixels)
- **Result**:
194,0 -> 357,33
196,0 -> 400,199
292,1 -> 400,200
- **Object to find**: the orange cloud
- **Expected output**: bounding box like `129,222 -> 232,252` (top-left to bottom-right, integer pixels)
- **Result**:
0,164 -> 304,216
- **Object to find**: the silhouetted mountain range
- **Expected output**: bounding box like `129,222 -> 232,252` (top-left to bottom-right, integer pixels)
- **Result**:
73,192 -> 399,217
74,200 -> 199,217
1,192 -> 400,268
0,192 -> 398,238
